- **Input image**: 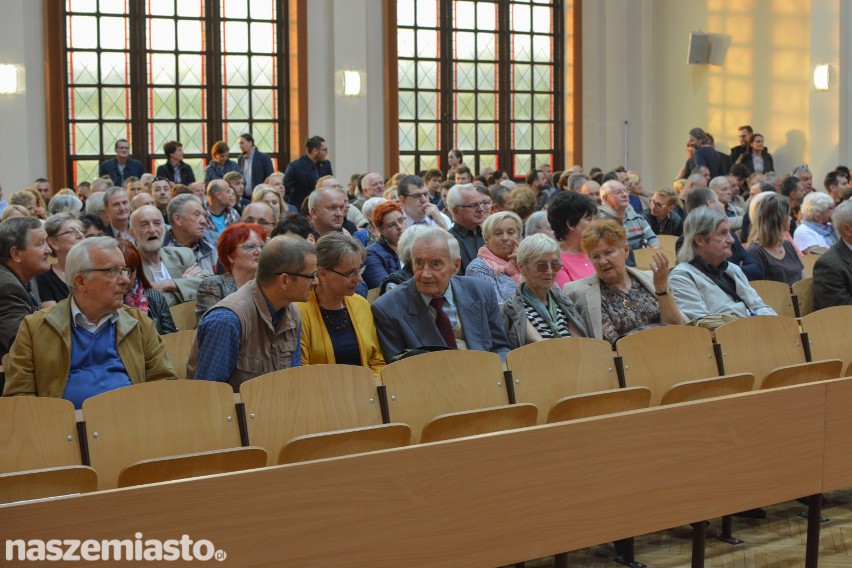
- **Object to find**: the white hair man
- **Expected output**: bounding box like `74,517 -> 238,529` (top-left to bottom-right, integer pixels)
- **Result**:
163,194 -> 219,273
813,200 -> 852,309
599,180 -> 659,253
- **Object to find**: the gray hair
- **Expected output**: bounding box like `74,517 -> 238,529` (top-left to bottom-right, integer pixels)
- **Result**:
831,199 -> 852,237
85,192 -> 106,215
409,226 -> 460,264
397,224 -> 428,266
566,173 -> 589,191
66,236 -> 120,292
677,206 -> 728,264
599,180 -> 622,198
524,211 -> 551,237
708,176 -> 729,191
800,191 -> 835,221
362,197 -> 388,225
44,212 -> 81,240
206,179 -> 228,197
256,235 -> 316,285
103,186 -> 127,207
482,211 -> 523,240
0,217 -> 43,262
48,194 -> 83,216
166,194 -> 202,225
315,233 -> 365,270
516,233 -> 559,267
445,184 -> 475,211
307,187 -> 338,211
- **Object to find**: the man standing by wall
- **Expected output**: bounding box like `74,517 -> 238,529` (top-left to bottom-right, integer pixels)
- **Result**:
237,133 -> 275,201
283,136 -> 333,210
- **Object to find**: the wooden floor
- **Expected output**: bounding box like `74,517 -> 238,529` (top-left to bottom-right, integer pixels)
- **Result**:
521,490 -> 852,567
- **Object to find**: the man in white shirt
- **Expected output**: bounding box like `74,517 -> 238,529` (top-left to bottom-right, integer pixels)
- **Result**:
398,175 -> 451,230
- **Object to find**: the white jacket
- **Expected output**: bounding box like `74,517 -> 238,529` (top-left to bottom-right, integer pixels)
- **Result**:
669,261 -> 775,321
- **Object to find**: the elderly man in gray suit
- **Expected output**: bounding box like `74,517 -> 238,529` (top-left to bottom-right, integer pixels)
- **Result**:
130,205 -> 210,306
371,226 -> 510,362
814,200 -> 852,309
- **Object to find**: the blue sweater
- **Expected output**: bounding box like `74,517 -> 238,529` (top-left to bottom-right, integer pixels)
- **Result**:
63,322 -> 131,409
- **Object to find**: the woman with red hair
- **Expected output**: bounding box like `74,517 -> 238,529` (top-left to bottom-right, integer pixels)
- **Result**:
119,240 -> 177,335
363,201 -> 406,289
195,222 -> 267,322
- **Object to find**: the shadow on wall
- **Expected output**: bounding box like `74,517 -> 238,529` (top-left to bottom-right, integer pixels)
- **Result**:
772,130 -> 806,175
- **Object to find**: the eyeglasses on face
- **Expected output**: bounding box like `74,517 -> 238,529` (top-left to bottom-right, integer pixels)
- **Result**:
404,191 -> 429,200
326,264 -> 366,280
55,228 -> 85,238
531,261 -> 562,273
84,266 -> 132,279
278,270 -> 318,280
237,243 -> 264,253
456,200 -> 492,210
243,217 -> 275,227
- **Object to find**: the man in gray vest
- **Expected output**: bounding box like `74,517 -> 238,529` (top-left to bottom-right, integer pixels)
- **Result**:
188,236 -> 316,391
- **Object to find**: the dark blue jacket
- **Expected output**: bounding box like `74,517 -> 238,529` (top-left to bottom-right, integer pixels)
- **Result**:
204,160 -> 240,185
363,240 -> 401,290
155,161 -> 196,185
237,150 -> 275,198
99,158 -> 146,187
283,155 -> 333,207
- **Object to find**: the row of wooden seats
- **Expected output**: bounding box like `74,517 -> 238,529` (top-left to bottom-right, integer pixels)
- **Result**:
749,278 -> 815,317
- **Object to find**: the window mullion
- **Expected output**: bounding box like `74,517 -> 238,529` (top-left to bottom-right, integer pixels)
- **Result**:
439,0 -> 454,171
129,0 -> 149,172
497,0 -> 512,176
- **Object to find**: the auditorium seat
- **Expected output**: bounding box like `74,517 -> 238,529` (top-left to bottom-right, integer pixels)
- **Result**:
800,305 -> 852,372
421,403 -> 537,443
161,329 -> 194,380
547,386 -> 651,422
169,299 -> 198,331
278,424 -> 411,464
749,280 -> 797,318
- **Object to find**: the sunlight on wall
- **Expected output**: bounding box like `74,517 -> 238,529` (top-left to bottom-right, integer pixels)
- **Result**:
706,0 -> 810,173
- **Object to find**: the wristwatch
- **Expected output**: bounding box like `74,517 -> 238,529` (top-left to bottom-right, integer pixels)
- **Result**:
655,288 -> 670,296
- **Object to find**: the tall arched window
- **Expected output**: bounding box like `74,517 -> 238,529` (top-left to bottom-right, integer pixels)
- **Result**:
53,0 -> 301,186
389,0 -> 575,179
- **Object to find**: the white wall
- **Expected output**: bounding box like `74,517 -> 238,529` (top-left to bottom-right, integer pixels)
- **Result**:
0,1 -> 47,195
582,0 -> 846,193
306,0 -> 386,183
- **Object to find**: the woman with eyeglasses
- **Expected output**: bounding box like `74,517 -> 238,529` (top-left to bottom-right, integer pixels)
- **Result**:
363,201 -> 406,290
37,213 -> 85,309
195,223 -> 267,322
118,240 -> 176,335
501,234 -> 589,349
296,233 -> 385,376
564,219 -> 683,345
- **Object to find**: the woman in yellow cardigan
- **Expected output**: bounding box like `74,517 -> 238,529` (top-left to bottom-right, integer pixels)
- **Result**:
296,233 -> 386,376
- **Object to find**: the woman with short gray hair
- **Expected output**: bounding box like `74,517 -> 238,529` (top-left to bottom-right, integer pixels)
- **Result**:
794,191 -> 836,254
37,213 -> 84,308
524,210 -> 554,239
670,207 -> 774,321
501,234 -> 588,349
465,211 -> 523,302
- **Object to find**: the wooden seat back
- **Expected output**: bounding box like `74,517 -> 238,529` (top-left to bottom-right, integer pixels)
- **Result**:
661,373 -> 755,405
161,330 -> 194,380
421,403 -> 538,443
169,299 -> 198,331
616,325 -> 719,405
0,397 -> 83,474
506,337 -> 619,423
240,365 -> 384,466
279,424 -> 411,465
82,380 -> 243,489
380,350 -> 509,443
800,305 -> 852,372
715,315 -> 807,387
656,235 -> 678,262
547,387 -> 651,423
759,360 -> 844,390
749,280 -> 796,318
792,277 -> 814,317
118,447 -> 267,488
0,466 -> 97,505
800,253 -> 821,278
633,247 -> 674,271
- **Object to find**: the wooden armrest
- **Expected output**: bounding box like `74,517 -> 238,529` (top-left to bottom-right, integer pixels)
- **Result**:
661,374 -> 755,405
760,359 -> 844,390
547,387 -> 651,423
279,423 -> 411,465
0,466 -> 97,505
117,446 -> 267,488
421,403 -> 538,443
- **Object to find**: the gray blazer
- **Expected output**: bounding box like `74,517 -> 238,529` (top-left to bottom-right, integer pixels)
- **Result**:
371,275 -> 511,362
813,239 -> 852,309
563,267 -> 679,340
0,263 -> 41,358
142,246 -> 209,307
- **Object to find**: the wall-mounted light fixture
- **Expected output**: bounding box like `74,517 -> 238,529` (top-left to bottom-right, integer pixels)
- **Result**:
813,64 -> 832,91
0,64 -> 20,94
342,70 -> 363,97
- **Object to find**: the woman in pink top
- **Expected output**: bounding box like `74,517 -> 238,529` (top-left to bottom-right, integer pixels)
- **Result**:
548,191 -> 598,288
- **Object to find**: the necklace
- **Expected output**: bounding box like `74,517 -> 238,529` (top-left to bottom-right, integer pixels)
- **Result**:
320,306 -> 351,332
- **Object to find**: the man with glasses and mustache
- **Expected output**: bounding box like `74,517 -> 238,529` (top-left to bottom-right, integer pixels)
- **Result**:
447,184 -> 492,273
398,174 -> 451,230
189,236 -> 316,391
3,237 -> 176,408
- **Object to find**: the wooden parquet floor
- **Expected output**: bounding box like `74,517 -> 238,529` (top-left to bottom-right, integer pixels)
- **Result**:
519,490 -> 852,567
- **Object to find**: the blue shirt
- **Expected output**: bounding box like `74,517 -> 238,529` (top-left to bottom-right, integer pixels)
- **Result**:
194,295 -> 302,383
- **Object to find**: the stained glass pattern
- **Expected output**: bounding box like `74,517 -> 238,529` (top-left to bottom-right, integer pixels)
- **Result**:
63,0 -> 289,186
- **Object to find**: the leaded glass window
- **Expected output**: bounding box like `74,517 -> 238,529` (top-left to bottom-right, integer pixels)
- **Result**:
395,0 -> 563,178
63,0 -> 289,185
